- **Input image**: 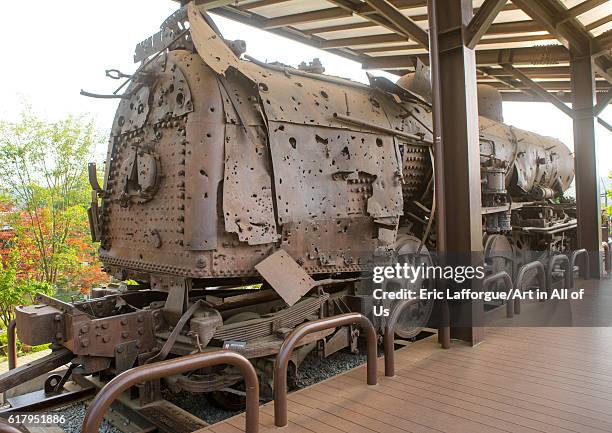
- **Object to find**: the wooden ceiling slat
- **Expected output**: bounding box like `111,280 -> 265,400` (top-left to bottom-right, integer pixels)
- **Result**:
586,14 -> 612,32
262,8 -> 353,29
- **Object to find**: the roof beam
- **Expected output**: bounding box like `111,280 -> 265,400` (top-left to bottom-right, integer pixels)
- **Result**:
565,0 -> 609,19
327,0 -> 411,36
363,0 -> 429,47
593,89 -> 612,116
586,14 -> 611,32
593,31 -> 612,57
241,0 -> 291,9
466,0 -> 508,49
306,8 -> 531,35
500,62 -> 574,117
321,33 -> 407,49
511,0 -> 591,53
362,45 -> 570,69
262,8 -> 353,29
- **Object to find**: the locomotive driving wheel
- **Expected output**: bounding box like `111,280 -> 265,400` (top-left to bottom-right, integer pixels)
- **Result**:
384,234 -> 435,339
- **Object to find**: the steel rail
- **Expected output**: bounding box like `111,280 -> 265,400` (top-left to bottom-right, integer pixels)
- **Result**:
82,351 -> 259,433
483,271 -> 514,318
514,261 -> 546,315
570,249 -> 589,287
546,255 -> 570,295
7,320 -> 16,371
273,313 -> 377,427
384,299 -> 420,377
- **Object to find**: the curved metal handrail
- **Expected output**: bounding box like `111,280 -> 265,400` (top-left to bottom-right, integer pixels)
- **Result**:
546,255 -> 570,295
384,299 -> 420,377
0,421 -> 25,433
82,351 -> 259,433
483,271 -> 514,318
273,313 -> 377,427
7,320 -> 16,371
514,261 -> 546,315
570,249 -> 589,288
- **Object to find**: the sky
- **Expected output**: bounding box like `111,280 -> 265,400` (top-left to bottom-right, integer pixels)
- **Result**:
0,0 -> 610,178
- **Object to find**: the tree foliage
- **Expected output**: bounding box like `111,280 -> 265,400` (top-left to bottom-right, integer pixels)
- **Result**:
0,261 -> 53,329
0,110 -> 108,295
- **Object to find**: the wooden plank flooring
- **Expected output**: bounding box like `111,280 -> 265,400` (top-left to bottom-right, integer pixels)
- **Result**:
199,278 -> 612,433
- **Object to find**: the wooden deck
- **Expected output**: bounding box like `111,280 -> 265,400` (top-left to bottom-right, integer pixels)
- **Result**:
201,278 -> 612,433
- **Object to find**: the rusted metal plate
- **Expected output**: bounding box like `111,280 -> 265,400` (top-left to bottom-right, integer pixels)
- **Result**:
223,124 -> 279,245
267,122 -> 404,225
241,61 -> 391,129
188,4 -> 250,78
255,250 -> 317,306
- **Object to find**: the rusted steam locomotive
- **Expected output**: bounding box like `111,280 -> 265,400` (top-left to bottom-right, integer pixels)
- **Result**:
3,4 -> 576,406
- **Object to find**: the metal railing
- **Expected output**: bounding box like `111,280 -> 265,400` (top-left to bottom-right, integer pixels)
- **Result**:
0,421 -> 24,433
483,271 -> 514,318
7,320 -> 16,371
514,261 -> 545,315
384,299 -> 420,377
603,242 -> 611,274
570,249 -> 589,287
273,313 -> 377,427
546,255 -> 570,295
82,351 -> 259,433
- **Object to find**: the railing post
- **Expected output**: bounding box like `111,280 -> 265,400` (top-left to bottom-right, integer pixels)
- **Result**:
483,271 -> 513,318
82,351 -> 259,433
514,262 -> 546,315
384,299 -> 419,377
7,320 -> 16,371
546,255 -> 571,295
570,249 -> 589,288
273,313 -> 377,427
603,242 -> 611,274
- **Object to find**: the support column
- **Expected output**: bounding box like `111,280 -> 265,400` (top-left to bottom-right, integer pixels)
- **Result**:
428,0 -> 484,345
570,49 -> 602,278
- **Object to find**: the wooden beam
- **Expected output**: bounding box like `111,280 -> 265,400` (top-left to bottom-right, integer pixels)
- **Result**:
565,0 -> 609,19
362,45 -> 570,69
484,80 -> 610,91
500,62 -> 574,117
570,48 -> 602,277
593,89 -> 612,116
321,33 -> 408,49
598,117 -> 612,133
586,14 -> 612,32
593,31 -> 612,57
364,0 -> 429,47
327,0 -> 409,35
466,0 -> 508,49
242,0 -> 291,9
262,8 -> 353,29
306,7 -> 533,35
511,0 -> 591,53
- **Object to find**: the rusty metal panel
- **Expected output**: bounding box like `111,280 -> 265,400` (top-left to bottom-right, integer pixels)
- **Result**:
240,61 -> 391,129
188,3 -> 250,79
280,217 -> 377,271
223,124 -> 279,245
267,122 -> 403,226
255,250 -> 317,306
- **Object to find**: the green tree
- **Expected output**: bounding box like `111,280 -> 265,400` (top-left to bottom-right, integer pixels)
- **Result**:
0,110 -> 105,288
0,260 -> 53,329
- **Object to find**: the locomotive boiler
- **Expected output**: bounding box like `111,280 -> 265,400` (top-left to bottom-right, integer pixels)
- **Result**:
3,3 -> 577,406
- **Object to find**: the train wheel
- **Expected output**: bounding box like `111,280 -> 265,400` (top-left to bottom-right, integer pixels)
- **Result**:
386,234 -> 435,339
